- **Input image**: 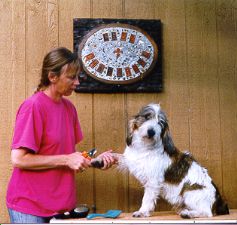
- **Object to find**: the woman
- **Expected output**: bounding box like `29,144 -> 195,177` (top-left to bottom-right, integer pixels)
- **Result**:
6,47 -> 116,223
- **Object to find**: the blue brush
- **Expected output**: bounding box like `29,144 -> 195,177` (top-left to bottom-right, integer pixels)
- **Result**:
87,210 -> 122,219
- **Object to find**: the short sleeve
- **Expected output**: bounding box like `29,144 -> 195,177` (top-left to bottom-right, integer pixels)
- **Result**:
11,100 -> 43,152
73,107 -> 83,144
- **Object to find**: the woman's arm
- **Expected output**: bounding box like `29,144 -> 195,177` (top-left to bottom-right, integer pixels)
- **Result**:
11,148 -> 91,171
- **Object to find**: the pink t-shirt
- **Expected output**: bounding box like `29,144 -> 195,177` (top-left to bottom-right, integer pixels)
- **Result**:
6,91 -> 83,217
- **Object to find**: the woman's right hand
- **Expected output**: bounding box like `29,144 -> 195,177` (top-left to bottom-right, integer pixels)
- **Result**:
11,148 -> 92,171
66,152 -> 91,172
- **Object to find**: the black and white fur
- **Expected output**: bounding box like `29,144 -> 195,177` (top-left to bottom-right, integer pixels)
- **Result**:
119,103 -> 229,218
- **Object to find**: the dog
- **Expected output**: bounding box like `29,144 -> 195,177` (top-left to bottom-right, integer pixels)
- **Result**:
118,103 -> 229,218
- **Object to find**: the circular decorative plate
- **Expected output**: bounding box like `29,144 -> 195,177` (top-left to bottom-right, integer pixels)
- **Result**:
79,23 -> 158,84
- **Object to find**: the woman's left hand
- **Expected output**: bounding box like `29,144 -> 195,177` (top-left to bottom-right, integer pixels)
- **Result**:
97,150 -> 117,169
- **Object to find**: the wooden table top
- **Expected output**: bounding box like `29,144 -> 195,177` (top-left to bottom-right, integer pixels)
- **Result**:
50,209 -> 237,224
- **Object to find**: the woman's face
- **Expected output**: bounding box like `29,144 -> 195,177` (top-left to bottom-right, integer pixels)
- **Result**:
54,63 -> 80,96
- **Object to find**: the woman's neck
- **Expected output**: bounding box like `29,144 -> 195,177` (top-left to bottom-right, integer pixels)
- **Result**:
43,86 -> 62,102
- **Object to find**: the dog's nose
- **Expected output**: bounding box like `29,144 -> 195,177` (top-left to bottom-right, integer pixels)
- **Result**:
147,129 -> 155,138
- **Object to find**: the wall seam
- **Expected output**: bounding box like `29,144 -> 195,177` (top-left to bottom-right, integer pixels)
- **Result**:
184,0 -> 191,152
90,0 -> 96,212
215,0 -> 224,195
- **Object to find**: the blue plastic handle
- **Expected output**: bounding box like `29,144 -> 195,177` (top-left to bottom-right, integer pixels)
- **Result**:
87,210 -> 122,219
87,213 -> 106,219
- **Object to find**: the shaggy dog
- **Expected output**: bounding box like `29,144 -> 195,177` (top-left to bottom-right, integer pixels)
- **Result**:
119,103 -> 229,218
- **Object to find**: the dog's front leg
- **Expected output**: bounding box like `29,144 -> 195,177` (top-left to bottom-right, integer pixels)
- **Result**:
133,186 -> 159,217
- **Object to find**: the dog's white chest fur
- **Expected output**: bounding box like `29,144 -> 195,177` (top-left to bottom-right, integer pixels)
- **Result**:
123,146 -> 171,186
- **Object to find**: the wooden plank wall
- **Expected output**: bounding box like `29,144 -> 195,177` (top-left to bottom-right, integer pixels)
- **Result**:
0,0 -> 236,223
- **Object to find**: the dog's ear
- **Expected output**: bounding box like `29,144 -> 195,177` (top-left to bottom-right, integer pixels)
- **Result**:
159,111 -> 177,156
126,118 -> 136,146
162,127 -> 177,157
126,135 -> 133,146
158,110 -> 177,156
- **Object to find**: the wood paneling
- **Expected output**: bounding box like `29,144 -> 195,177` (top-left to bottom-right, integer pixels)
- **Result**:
216,0 -> 237,208
0,0 -> 26,222
185,0 -> 223,189
164,0 -> 189,153
25,0 -> 41,95
0,0 -> 236,223
0,1 -> 13,222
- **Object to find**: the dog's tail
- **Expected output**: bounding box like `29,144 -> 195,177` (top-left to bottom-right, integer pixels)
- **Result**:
212,181 -> 229,215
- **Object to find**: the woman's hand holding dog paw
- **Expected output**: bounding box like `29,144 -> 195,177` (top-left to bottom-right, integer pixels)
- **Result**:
97,150 -> 118,169
66,152 -> 91,172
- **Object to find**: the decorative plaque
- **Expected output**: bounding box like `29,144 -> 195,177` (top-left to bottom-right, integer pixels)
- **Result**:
74,18 -> 162,93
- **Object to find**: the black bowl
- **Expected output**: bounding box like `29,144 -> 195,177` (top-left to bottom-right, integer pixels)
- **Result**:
70,204 -> 90,218
53,211 -> 71,219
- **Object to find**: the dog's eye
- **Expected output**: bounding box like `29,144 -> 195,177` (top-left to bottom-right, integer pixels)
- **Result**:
158,120 -> 164,127
158,119 -> 168,130
144,114 -> 151,120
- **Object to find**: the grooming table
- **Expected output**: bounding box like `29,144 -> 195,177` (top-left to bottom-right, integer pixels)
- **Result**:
50,209 -> 237,224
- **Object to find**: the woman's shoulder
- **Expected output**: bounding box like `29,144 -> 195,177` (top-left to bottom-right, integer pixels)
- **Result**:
17,92 -> 45,114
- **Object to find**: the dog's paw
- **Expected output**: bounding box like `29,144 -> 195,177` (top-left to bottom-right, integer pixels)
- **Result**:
132,211 -> 150,217
180,209 -> 192,219
180,213 -> 191,219
90,158 -> 104,168
180,209 -> 212,218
